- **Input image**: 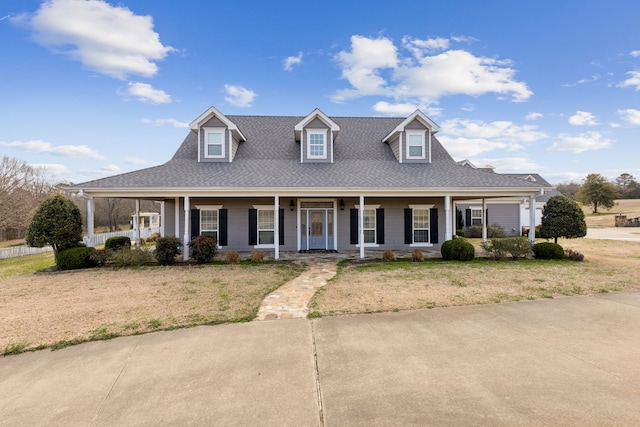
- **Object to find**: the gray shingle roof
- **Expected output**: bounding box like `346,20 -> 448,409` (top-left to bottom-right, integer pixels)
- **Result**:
74,115 -> 550,191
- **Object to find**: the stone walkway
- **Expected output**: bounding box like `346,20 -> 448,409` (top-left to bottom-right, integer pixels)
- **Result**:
255,261 -> 338,320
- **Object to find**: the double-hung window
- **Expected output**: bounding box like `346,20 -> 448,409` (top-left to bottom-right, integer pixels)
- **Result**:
406,131 -> 425,159
200,209 -> 219,243
307,131 -> 326,159
258,209 -> 275,245
413,208 -> 430,244
363,209 -> 376,244
205,129 -> 225,158
471,208 -> 483,225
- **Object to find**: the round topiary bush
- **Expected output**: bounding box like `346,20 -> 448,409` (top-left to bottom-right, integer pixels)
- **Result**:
105,236 -> 131,252
57,246 -> 95,270
441,238 -> 475,261
532,242 -> 565,260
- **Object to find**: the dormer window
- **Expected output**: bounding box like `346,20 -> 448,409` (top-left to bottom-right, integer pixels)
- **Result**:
308,130 -> 326,159
407,131 -> 425,159
205,129 -> 225,158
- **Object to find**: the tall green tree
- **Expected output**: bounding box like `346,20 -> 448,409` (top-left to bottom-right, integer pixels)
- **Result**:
576,173 -> 618,213
615,173 -> 639,199
539,195 -> 587,244
26,194 -> 83,264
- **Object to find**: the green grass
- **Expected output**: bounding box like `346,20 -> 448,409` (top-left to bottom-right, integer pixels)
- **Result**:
0,252 -> 56,279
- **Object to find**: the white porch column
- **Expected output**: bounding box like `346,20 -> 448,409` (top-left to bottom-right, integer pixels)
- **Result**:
274,196 -> 280,261
86,196 -> 95,246
160,201 -> 165,237
183,196 -> 190,261
174,197 -> 180,238
482,198 -> 488,243
445,195 -> 452,241
134,199 -> 141,248
359,195 -> 365,260
529,195 -> 536,243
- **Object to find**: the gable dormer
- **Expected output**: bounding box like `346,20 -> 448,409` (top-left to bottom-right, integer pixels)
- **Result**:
294,108 -> 340,163
190,106 -> 246,163
382,110 -> 440,164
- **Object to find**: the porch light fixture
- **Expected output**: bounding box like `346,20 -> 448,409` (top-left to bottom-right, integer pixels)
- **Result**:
340,199 -> 345,210
290,200 -> 295,211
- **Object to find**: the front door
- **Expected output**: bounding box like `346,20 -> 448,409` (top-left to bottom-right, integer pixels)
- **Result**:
309,210 -> 326,249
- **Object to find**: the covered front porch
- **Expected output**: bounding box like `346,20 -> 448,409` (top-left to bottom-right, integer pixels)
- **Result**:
81,190 -> 541,261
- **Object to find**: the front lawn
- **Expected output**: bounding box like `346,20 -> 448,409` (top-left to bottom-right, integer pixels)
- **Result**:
0,258 -> 303,354
309,238 -> 640,317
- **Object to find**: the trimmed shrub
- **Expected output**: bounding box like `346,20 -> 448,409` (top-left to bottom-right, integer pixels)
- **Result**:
252,250 -> 264,263
412,248 -> 424,262
108,248 -> 155,268
482,237 -> 532,260
382,249 -> 396,262
224,250 -> 240,264
532,242 -> 565,260
89,248 -> 109,267
466,224 -> 506,239
146,232 -> 161,243
189,235 -> 217,264
456,229 -> 465,237
105,236 -> 131,252
154,237 -> 182,265
564,248 -> 585,262
57,246 -> 95,270
441,239 -> 475,261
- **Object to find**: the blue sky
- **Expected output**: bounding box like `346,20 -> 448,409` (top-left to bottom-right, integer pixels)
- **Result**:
1,0 -> 640,185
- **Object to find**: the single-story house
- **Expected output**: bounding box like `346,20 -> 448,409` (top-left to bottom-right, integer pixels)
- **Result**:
71,107 -> 552,260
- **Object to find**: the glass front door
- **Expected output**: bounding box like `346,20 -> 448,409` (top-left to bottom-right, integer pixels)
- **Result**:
299,202 -> 335,251
309,210 -> 325,249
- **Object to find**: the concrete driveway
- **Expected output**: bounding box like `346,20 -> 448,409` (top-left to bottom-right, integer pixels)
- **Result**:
2,292 -> 640,426
586,226 -> 640,241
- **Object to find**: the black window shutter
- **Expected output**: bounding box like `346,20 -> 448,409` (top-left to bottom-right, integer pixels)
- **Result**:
404,208 -> 412,244
350,209 -> 358,244
219,209 -> 228,246
430,208 -> 439,244
190,209 -> 200,239
376,208 -> 385,244
279,208 -> 285,245
485,209 -> 488,225
465,209 -> 471,227
248,209 -> 257,245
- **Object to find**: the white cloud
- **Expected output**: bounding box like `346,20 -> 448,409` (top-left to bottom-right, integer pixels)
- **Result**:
29,163 -> 71,178
0,139 -> 105,160
437,119 -> 547,160
125,82 -> 171,104
372,101 -> 418,116
441,119 -> 547,143
525,112 -> 543,121
141,118 -> 189,128
224,84 -> 256,107
14,0 -> 173,79
332,35 -> 398,102
568,111 -> 599,126
124,156 -> 148,165
332,35 -> 532,106
619,71 -> 640,90
618,108 -> 640,125
631,50 -> 640,57
283,52 -> 303,71
475,157 -> 543,172
547,132 -> 613,153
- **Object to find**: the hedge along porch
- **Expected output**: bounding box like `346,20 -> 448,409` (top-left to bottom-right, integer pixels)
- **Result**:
72,107 -> 549,260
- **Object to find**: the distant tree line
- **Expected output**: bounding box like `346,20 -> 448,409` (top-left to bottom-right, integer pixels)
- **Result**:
556,172 -> 640,213
0,156 -> 158,242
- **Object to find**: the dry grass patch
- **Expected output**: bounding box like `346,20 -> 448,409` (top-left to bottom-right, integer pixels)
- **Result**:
584,199 -> 640,227
0,262 -> 302,353
309,238 -> 640,317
